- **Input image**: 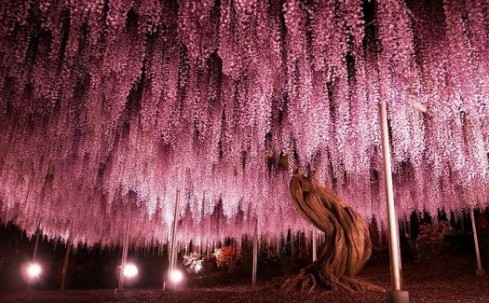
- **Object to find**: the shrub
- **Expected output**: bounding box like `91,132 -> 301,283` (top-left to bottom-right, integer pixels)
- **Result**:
214,246 -> 239,272
414,220 -> 451,261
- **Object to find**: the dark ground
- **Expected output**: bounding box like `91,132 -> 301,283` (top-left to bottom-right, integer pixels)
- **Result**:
2,211 -> 489,302
1,255 -> 488,303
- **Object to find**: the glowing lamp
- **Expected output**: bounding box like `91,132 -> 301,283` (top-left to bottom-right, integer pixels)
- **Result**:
169,270 -> 183,283
122,263 -> 138,278
27,263 -> 42,278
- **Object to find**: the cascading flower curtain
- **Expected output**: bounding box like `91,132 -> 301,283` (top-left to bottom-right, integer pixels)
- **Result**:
0,0 -> 488,247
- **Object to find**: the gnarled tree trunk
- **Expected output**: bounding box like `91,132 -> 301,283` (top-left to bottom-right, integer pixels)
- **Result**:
282,174 -> 384,293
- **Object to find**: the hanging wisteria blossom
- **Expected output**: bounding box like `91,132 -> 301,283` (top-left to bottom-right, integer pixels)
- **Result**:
0,0 -> 488,248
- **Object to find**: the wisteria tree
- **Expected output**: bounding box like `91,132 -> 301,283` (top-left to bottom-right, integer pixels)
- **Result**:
0,0 -> 488,289
283,174 -> 383,292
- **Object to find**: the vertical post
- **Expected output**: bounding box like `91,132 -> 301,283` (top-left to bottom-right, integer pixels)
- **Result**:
291,233 -> 296,258
276,237 -> 281,258
402,219 -> 407,236
60,238 -> 72,290
448,215 -> 452,235
28,225 -> 41,291
470,208 -> 486,276
380,100 -> 409,303
252,218 -> 258,288
312,228 -> 317,262
407,216 -> 412,236
118,209 -> 131,291
32,230 -> 41,262
167,189 -> 181,286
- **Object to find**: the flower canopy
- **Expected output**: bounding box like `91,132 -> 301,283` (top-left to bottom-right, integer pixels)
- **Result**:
0,0 -> 488,246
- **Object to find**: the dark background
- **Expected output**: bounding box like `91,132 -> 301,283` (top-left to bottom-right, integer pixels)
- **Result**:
0,208 -> 487,293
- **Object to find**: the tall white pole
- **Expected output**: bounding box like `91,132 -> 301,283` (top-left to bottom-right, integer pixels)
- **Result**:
32,220 -> 42,262
118,209 -> 131,291
60,238 -> 72,290
469,208 -> 486,276
28,223 -> 41,291
312,228 -> 317,262
32,230 -> 41,262
380,100 -> 409,303
167,189 -> 181,287
276,237 -> 281,258
252,218 -> 258,287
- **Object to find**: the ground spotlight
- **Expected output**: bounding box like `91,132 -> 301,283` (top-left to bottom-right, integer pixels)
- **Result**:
26,262 -> 42,279
170,270 -> 183,284
122,263 -> 138,278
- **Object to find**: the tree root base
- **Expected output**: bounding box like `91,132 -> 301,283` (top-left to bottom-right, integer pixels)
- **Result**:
281,268 -> 385,294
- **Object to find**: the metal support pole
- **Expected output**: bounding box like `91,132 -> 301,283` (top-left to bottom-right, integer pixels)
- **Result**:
60,239 -> 71,290
380,100 -> 409,303
312,228 -> 317,262
470,208 -> 486,276
448,216 -> 452,235
32,231 -> 40,261
252,218 -> 258,287
276,237 -> 281,258
167,189 -> 181,288
28,226 -> 41,291
118,209 -> 131,291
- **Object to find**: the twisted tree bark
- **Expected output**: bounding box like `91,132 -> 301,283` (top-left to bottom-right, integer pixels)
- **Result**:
282,174 -> 384,293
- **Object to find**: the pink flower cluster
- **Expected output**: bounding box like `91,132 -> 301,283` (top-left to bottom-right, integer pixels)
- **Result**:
0,0 -> 488,248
